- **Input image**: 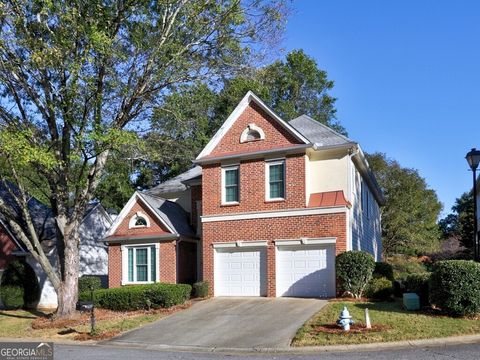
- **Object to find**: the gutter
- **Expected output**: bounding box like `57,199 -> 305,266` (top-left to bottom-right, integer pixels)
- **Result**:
103,233 -> 179,244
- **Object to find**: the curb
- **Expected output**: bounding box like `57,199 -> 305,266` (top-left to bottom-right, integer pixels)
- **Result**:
1,334 -> 480,354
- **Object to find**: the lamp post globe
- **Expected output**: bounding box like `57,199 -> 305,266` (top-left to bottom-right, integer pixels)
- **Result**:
466,148 -> 480,262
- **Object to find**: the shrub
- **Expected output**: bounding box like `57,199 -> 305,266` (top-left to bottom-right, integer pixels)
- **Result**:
404,273 -> 431,306
192,281 -> 209,298
336,251 -> 375,298
429,260 -> 480,316
1,260 -> 40,308
386,254 -> 428,279
0,286 -> 24,309
373,262 -> 394,280
78,276 -> 102,294
80,283 -> 192,311
392,279 -> 406,298
364,277 -> 393,301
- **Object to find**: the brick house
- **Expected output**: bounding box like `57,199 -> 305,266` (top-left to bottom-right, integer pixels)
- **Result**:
107,91 -> 384,298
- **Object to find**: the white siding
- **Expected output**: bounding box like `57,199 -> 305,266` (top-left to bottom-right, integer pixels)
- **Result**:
351,166 -> 382,261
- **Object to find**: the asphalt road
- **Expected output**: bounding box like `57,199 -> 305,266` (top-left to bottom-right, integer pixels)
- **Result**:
55,342 -> 480,360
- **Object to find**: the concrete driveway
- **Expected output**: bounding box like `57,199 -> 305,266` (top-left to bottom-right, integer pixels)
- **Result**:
108,297 -> 327,350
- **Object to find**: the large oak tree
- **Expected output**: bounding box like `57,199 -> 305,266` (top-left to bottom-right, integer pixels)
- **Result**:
0,0 -> 286,317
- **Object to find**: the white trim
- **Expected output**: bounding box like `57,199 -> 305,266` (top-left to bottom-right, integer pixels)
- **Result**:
201,206 -> 347,223
121,243 -> 160,285
265,159 -> 286,201
212,240 -> 268,249
128,211 -> 151,229
274,237 -> 337,246
196,91 -> 309,159
106,192 -> 175,237
221,165 -> 240,205
240,123 -> 266,143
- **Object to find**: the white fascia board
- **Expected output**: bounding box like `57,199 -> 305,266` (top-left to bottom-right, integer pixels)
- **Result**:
274,237 -> 337,246
105,192 -> 175,237
201,206 -> 347,223
196,91 -> 309,160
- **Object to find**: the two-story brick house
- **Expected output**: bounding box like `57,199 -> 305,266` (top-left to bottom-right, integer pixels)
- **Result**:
106,91 -> 384,298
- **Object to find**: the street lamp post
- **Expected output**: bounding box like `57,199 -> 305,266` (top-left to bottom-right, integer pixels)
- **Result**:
465,148 -> 480,262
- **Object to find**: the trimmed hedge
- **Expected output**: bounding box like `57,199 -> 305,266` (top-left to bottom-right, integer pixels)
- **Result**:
0,260 -> 40,308
192,281 -> 209,298
336,251 -> 375,298
429,260 -> 480,316
80,283 -> 192,311
78,276 -> 102,294
404,273 -> 430,306
373,262 -> 394,281
365,277 -> 393,301
0,286 -> 24,309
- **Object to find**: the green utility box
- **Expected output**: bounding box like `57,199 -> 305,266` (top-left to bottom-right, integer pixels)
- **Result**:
403,293 -> 420,310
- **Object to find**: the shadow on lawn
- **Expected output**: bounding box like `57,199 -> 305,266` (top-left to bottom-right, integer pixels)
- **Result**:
0,309 -> 50,319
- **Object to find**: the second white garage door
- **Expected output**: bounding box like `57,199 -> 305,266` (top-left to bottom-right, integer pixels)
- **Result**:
276,245 -> 335,298
214,248 -> 267,296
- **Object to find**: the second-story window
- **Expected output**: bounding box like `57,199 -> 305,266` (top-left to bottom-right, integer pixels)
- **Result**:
222,166 -> 239,204
266,160 -> 285,200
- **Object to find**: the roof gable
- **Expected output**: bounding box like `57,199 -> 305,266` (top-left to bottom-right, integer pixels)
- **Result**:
196,91 -> 309,159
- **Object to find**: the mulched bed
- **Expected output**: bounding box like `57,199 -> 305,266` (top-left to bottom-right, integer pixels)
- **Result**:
313,323 -> 391,334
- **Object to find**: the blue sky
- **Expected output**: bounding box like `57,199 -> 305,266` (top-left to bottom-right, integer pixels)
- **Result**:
283,0 -> 480,215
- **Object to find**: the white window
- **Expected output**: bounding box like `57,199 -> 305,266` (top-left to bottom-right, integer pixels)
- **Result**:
221,165 -> 240,204
128,212 -> 151,228
266,159 -> 285,201
240,124 -> 265,143
123,245 -> 158,284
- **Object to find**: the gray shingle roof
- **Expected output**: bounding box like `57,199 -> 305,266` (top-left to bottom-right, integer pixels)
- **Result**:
147,166 -> 202,195
288,115 -> 355,147
138,192 -> 195,238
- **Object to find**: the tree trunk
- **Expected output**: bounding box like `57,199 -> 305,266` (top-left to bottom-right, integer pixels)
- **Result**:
55,228 -> 80,317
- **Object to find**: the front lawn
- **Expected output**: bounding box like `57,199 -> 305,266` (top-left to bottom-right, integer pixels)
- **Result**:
0,303 -> 190,341
293,300 -> 480,346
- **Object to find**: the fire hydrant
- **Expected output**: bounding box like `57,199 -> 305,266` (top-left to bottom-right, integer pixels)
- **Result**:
336,306 -> 354,331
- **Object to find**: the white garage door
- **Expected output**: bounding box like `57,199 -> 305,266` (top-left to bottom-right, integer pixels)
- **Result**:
215,248 -> 267,296
276,245 -> 335,298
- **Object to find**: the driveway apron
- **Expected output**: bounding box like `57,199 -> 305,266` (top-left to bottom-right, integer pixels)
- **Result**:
108,297 -> 327,349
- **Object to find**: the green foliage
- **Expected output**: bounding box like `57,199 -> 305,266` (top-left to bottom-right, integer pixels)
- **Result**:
367,153 -> 442,255
80,283 -> 192,311
429,260 -> 480,316
387,255 -> 428,279
78,276 -> 102,294
439,191 -> 474,250
404,273 -> 431,306
192,281 -> 210,298
336,251 -> 375,298
373,262 -> 394,280
1,260 -> 40,308
364,277 -> 393,301
0,286 -> 24,309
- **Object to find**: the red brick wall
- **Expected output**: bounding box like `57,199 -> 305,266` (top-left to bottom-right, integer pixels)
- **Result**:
202,212 -> 347,296
111,200 -> 171,238
210,102 -> 302,157
202,154 -> 306,216
108,240 -> 177,288
0,226 -> 16,270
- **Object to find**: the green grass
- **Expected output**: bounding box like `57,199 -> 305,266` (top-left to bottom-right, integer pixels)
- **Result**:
293,301 -> 480,346
0,309 -> 168,340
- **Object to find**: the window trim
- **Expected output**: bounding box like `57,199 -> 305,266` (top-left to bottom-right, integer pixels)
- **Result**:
221,165 -> 240,205
121,243 -> 159,285
265,159 -> 286,201
128,211 -> 151,229
240,123 -> 265,143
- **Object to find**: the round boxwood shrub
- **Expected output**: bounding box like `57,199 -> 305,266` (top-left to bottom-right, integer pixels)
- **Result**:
429,260 -> 480,316
336,251 -> 375,298
0,285 -> 24,309
373,262 -> 394,281
1,260 -> 40,308
192,281 -> 209,298
364,277 -> 393,301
